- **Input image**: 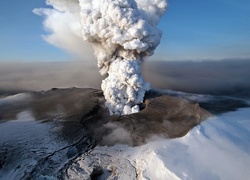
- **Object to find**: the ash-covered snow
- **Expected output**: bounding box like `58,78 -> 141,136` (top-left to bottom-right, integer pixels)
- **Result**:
0,93 -> 92,180
0,93 -> 31,105
1,92 -> 250,179
0,111 -> 66,179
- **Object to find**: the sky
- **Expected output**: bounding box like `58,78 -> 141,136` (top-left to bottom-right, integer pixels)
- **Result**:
0,0 -> 250,62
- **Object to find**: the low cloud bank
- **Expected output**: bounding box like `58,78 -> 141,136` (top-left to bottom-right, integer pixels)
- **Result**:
143,59 -> 250,97
0,59 -> 250,97
0,61 -> 102,92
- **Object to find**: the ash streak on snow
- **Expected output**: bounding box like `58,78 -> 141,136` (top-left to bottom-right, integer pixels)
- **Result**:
79,0 -> 167,115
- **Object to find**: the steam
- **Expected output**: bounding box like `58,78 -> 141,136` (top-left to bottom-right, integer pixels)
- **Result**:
33,0 -> 166,115
33,0 -> 93,59
79,0 -> 167,115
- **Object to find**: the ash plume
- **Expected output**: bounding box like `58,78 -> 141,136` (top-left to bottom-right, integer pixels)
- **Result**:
33,0 -> 94,59
79,0 -> 167,115
33,0 -> 167,115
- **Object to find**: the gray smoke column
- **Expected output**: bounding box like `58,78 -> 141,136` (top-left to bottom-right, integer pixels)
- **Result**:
79,0 -> 167,115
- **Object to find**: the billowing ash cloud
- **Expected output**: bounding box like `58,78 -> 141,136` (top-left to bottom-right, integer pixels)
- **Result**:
33,0 -> 167,115
33,0 -> 93,58
79,0 -> 167,115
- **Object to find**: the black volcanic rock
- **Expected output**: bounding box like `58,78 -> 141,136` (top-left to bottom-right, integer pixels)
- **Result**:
90,165 -> 104,180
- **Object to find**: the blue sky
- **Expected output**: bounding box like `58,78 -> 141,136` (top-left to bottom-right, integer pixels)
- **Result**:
0,0 -> 71,62
0,0 -> 250,62
156,0 -> 250,60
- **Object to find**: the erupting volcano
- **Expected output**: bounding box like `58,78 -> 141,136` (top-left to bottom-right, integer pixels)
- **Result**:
79,0 -> 167,115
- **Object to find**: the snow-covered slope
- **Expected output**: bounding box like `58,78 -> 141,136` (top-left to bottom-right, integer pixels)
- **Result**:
66,107 -> 250,180
0,91 -> 250,179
